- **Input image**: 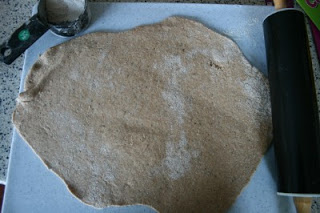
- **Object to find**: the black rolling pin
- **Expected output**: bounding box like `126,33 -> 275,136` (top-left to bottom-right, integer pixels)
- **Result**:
263,0 -> 320,212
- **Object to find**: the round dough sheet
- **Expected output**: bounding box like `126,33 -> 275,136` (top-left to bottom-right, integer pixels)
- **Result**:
13,17 -> 272,212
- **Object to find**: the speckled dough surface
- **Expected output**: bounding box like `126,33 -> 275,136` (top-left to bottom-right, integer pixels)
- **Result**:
13,17 -> 272,212
0,0 -> 266,185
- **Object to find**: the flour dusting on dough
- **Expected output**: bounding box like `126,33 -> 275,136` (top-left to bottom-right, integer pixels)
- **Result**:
162,90 -> 185,125
164,130 -> 192,180
160,55 -> 188,125
160,55 -> 198,179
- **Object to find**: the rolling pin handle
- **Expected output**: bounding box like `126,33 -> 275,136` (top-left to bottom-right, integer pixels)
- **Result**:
294,197 -> 312,213
274,0 -> 287,10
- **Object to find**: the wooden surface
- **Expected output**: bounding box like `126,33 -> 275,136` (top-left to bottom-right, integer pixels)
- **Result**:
0,184 -> 4,213
294,197 -> 312,213
273,0 -> 286,9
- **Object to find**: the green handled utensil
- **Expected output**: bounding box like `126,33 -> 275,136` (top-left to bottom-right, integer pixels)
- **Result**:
296,0 -> 320,30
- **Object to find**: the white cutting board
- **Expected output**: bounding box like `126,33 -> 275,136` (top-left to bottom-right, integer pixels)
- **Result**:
3,3 -> 296,213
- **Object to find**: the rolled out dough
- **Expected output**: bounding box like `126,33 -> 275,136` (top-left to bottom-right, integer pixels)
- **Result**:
13,17 -> 272,212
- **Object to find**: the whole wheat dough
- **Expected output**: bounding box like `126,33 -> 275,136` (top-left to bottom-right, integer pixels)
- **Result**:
13,17 -> 272,212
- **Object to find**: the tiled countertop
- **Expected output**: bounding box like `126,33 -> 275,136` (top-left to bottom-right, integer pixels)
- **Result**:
0,0 -> 38,184
0,0 -> 265,184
